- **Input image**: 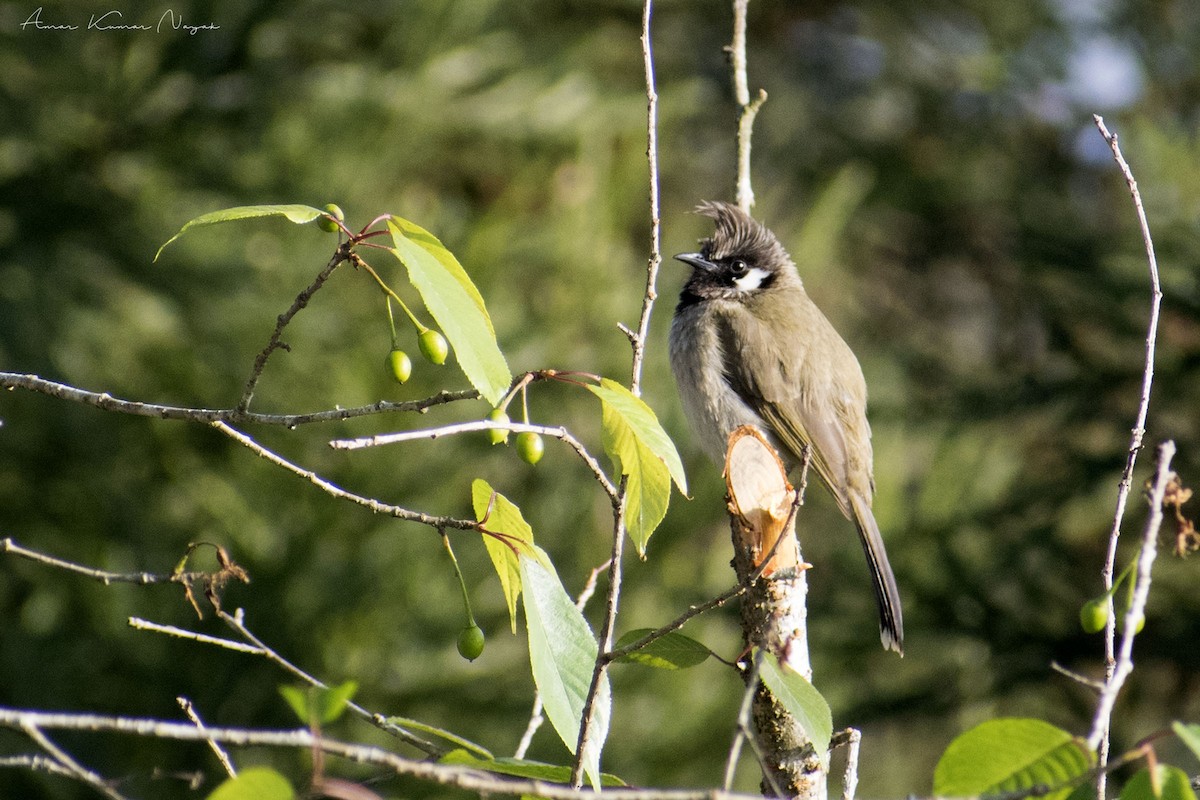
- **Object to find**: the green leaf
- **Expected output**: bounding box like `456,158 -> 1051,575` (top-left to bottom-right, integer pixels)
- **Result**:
205,767 -> 295,800
613,629 -> 711,669
385,717 -> 493,759
520,556 -> 610,790
278,680 -> 358,726
155,204 -> 324,261
601,399 -> 670,555
933,718 -> 1096,800
388,219 -> 511,405
758,650 -> 833,765
1119,766 -> 1198,800
1173,721 -> 1200,764
439,749 -> 626,786
588,378 -> 688,554
589,379 -> 687,494
472,479 -> 536,634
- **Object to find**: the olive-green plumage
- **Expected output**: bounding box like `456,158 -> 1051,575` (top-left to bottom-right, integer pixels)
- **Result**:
669,201 -> 903,654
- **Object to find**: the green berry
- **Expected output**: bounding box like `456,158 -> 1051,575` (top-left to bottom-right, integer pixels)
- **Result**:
418,329 -> 449,365
318,203 -> 344,233
387,349 -> 412,384
516,432 -> 544,465
1119,612 -> 1145,635
457,623 -> 485,661
1080,598 -> 1109,634
486,409 -> 510,445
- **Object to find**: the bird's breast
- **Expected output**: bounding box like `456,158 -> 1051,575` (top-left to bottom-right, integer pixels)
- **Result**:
669,302 -> 771,465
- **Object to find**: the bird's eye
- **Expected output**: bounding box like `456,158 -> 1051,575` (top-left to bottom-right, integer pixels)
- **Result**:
729,259 -> 749,277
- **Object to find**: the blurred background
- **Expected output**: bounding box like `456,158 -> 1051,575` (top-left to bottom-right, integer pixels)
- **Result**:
2,0 -> 1199,797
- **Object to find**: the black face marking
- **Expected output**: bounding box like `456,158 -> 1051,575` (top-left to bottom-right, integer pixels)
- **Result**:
675,201 -> 795,307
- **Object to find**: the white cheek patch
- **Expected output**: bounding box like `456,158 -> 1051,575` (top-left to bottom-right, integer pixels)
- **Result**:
732,267 -> 772,292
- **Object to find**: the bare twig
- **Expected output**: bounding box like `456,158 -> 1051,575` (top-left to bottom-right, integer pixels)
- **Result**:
0,373 -> 478,426
0,707 -> 769,800
215,608 -> 442,756
128,618 -> 264,655
1090,114 -> 1165,798
571,476 -> 629,788
177,697 -> 237,778
1049,661 -> 1104,692
3,538 -> 166,586
21,722 -> 127,800
723,650 -> 762,791
1086,440 -> 1176,753
0,754 -> 79,779
629,0 -> 663,398
213,421 -> 479,531
328,419 -> 620,503
729,0 -> 767,212
238,245 -> 349,412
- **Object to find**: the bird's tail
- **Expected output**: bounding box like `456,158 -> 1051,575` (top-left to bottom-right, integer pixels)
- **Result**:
849,493 -> 904,655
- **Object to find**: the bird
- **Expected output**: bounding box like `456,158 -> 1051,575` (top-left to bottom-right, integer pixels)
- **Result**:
668,200 -> 904,654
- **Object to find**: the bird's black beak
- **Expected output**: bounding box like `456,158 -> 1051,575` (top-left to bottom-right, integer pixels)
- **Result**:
674,252 -> 717,272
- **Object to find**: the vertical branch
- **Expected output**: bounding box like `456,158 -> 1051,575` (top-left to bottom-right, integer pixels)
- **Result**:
628,0 -> 663,398
1086,440 -> 1175,753
1090,114 -> 1165,798
729,0 -> 768,212
571,0 -> 662,786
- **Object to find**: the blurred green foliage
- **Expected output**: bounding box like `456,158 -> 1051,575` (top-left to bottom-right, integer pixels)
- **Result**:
2,0 -> 1199,798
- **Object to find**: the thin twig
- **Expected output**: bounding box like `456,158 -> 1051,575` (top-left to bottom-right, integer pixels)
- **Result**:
729,0 -> 767,212
22,723 -> 127,800
0,707 -> 769,800
213,421 -> 480,531
1086,440 -> 1175,752
128,618 -> 265,655
1049,661 -> 1104,692
571,477 -> 629,788
215,608 -> 442,756
3,538 -> 166,586
328,420 -> 620,503
177,697 -> 237,778
238,245 -> 349,412
1090,114 -> 1165,799
0,754 -> 78,779
723,649 -> 763,790
0,373 -> 479,426
629,0 -> 663,398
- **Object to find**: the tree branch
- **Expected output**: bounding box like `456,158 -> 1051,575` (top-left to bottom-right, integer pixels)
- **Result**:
729,0 -> 767,212
1090,114 -> 1165,798
1086,440 -> 1175,753
0,372 -> 477,426
0,707 -> 770,800
213,421 -> 480,531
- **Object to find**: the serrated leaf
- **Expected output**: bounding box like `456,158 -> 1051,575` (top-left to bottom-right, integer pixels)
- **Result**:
155,204 -> 324,261
206,767 -> 295,800
613,629 -> 711,669
439,749 -> 626,786
758,650 -> 832,764
520,556 -> 610,790
472,479 -> 536,634
1173,721 -> 1200,764
388,219 -> 511,405
1120,766 -> 1198,800
934,718 -> 1096,800
278,680 -> 358,726
588,379 -> 687,494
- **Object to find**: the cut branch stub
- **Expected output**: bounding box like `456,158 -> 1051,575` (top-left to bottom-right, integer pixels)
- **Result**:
725,425 -> 802,577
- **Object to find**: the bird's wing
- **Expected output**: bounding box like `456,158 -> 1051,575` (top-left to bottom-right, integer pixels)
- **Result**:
716,303 -> 862,516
